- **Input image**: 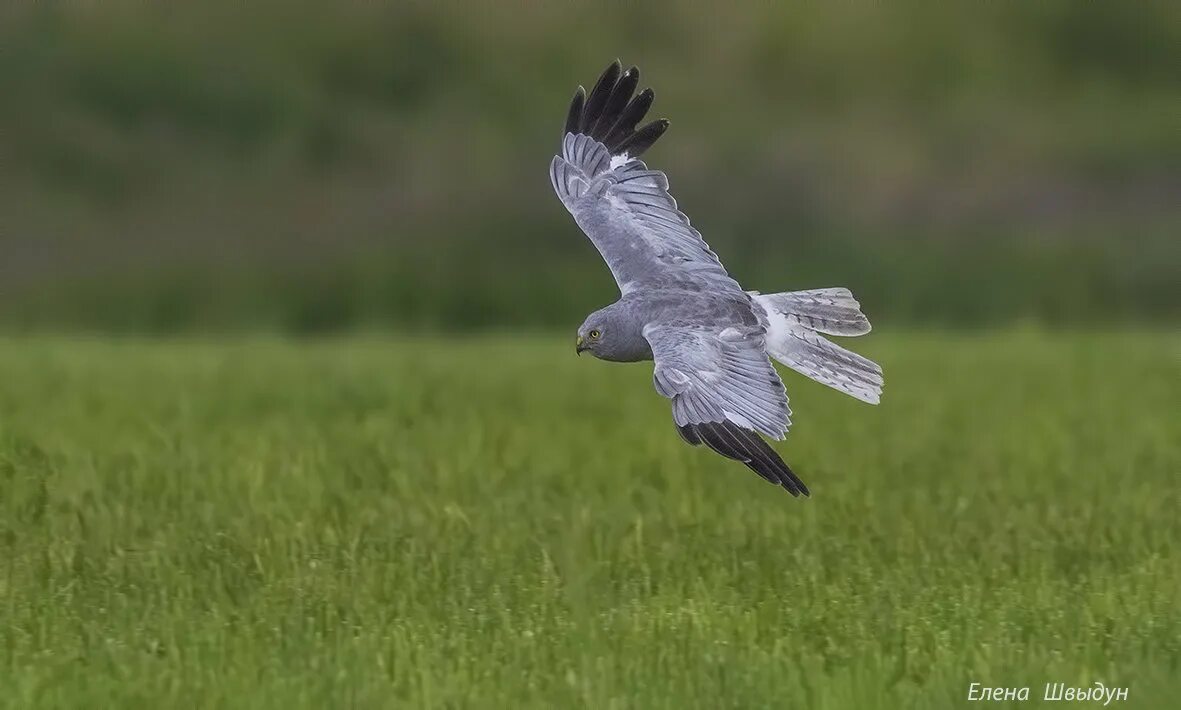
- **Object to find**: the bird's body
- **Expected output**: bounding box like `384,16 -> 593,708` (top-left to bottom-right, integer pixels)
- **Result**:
553,61 -> 883,495
581,290 -> 757,362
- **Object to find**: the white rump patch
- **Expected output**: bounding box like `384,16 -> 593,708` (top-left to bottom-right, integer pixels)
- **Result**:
762,310 -> 788,348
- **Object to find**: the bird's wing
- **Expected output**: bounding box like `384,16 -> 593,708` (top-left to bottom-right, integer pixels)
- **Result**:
644,322 -> 807,496
549,61 -> 743,296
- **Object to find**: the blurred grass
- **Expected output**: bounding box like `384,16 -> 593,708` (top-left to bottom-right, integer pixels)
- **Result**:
1,2 -> 1179,332
1,332 -> 1178,707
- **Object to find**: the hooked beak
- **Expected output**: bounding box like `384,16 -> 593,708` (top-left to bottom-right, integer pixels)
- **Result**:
575,335 -> 586,355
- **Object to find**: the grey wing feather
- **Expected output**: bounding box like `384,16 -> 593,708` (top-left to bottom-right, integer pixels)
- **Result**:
550,133 -> 743,295
644,322 -> 791,440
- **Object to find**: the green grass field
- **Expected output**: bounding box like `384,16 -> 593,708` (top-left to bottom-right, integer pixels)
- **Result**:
1,332 -> 1177,708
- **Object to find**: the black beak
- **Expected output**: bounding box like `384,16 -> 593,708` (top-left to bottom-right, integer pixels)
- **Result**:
575,335 -> 585,355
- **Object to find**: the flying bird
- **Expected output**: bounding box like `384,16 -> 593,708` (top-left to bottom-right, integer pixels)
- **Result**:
550,60 -> 883,495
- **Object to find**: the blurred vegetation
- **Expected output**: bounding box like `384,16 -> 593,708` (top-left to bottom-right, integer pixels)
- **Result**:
1,2 -> 1178,333
1,333 -> 1178,705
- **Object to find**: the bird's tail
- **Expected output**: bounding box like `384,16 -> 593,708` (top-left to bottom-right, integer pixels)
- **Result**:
750,288 -> 883,404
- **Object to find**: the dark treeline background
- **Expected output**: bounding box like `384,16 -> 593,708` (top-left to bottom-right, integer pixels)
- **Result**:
2,2 -> 1177,333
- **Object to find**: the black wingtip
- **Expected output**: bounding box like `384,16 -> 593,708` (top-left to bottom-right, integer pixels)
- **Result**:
614,118 -> 669,159
580,61 -> 622,134
604,88 -> 654,149
590,66 -> 639,137
676,423 -> 703,446
679,421 -> 809,497
564,86 -> 586,137
563,61 -> 668,157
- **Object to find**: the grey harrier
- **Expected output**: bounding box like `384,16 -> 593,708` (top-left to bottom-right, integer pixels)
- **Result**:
550,60 -> 883,495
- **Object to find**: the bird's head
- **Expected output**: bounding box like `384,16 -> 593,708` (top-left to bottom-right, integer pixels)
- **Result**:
575,306 -> 649,362
575,317 -> 607,358
577,305 -> 624,360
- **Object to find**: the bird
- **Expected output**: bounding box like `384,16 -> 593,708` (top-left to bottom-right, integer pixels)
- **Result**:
549,60 -> 883,496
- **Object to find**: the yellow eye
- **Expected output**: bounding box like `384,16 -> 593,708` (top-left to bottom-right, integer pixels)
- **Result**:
588,329 -> 601,340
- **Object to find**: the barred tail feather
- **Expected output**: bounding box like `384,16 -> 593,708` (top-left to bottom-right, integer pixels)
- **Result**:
755,287 -> 871,336
753,290 -> 883,404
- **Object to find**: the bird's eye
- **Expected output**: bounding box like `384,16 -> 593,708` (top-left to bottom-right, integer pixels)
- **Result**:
589,329 -> 601,339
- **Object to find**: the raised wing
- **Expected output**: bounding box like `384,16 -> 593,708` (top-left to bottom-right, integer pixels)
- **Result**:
644,322 -> 808,496
550,61 -> 743,296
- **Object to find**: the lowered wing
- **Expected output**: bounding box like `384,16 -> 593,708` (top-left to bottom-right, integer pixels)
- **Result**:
644,322 -> 807,496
